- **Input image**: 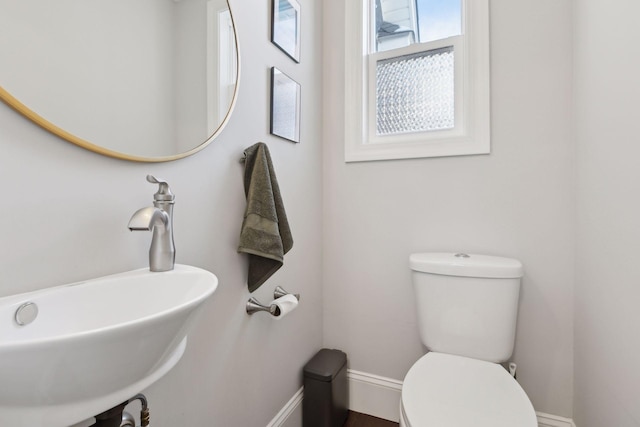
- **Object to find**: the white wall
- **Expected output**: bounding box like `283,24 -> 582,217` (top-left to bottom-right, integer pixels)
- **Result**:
323,0 -> 575,418
0,0 -> 323,425
574,0 -> 640,425
14,0 -> 640,424
173,0 -> 209,151
0,1 -> 176,156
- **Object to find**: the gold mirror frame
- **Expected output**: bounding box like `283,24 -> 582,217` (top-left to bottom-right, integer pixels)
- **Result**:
0,5 -> 240,163
0,81 -> 239,162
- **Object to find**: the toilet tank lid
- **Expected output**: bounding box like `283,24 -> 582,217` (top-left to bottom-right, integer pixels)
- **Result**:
409,253 -> 523,278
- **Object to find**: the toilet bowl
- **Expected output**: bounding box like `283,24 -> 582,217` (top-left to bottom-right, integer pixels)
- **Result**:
399,352 -> 537,427
405,253 -> 536,426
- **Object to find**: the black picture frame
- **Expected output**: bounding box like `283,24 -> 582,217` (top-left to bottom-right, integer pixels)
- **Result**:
271,0 -> 301,63
270,67 -> 301,143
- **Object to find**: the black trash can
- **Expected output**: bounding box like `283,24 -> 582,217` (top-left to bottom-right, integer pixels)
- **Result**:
303,348 -> 349,427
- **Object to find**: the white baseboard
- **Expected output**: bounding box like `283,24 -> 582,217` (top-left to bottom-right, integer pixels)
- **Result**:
266,387 -> 303,427
268,371 -> 577,427
347,369 -> 403,422
346,369 -> 577,427
536,412 -> 577,427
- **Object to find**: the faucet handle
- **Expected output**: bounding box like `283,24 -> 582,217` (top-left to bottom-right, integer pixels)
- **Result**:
146,175 -> 175,202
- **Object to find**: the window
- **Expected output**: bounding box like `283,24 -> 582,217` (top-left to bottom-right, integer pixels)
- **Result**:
344,0 -> 490,162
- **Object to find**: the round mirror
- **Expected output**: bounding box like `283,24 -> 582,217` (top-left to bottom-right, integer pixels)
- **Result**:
0,0 -> 239,162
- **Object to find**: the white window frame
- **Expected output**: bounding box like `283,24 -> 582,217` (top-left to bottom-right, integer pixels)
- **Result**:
344,0 -> 491,162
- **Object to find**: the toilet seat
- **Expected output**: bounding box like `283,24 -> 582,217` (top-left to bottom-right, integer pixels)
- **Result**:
400,352 -> 537,427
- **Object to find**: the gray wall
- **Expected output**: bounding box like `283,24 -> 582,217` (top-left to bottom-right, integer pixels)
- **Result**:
0,0 -> 323,425
574,0 -> 640,425
8,0 -> 640,424
322,0 -> 575,418
0,1 -> 176,155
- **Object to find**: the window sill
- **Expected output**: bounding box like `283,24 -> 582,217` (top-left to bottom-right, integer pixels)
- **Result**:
344,135 -> 490,163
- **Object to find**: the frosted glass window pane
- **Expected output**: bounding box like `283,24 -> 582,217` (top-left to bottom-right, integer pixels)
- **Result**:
376,46 -> 454,136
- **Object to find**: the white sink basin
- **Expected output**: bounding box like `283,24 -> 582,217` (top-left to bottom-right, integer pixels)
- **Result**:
0,264 -> 218,427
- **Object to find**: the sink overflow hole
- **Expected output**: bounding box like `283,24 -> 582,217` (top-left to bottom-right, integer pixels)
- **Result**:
15,302 -> 38,326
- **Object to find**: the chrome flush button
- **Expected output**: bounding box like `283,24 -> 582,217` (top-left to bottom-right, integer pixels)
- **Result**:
454,253 -> 470,258
15,302 -> 38,326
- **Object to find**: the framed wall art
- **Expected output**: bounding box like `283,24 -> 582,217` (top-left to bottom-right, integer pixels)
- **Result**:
271,0 -> 301,62
270,67 -> 300,143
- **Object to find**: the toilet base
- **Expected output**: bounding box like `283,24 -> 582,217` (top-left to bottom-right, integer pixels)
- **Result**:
399,402 -> 408,427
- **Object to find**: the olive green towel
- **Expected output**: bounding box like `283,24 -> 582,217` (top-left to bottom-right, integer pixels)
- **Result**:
238,143 -> 293,292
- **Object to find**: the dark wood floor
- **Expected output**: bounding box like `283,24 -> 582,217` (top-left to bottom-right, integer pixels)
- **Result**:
343,411 -> 399,427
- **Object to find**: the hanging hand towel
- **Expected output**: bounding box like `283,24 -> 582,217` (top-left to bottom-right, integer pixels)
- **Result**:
238,142 -> 293,292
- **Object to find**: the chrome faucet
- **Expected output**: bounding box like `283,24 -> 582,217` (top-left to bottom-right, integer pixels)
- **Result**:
128,175 -> 175,272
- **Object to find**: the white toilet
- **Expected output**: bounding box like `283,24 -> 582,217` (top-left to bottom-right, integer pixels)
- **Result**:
401,252 -> 537,427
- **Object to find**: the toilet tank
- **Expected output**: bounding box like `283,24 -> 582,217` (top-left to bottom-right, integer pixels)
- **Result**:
409,253 -> 524,363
